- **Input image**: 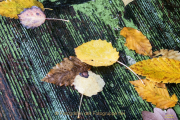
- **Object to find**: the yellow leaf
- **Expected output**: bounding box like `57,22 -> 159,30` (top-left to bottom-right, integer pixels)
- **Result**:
153,49 -> 180,61
75,39 -> 119,66
130,79 -> 178,109
120,27 -> 152,56
129,58 -> 180,83
0,0 -> 44,19
122,0 -> 134,6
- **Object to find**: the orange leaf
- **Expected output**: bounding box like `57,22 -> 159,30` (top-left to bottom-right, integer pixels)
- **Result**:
120,27 -> 152,56
129,58 -> 180,83
130,79 -> 178,109
41,56 -> 91,86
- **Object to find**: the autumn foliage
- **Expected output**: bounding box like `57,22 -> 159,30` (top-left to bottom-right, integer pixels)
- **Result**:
130,79 -> 178,109
120,27 -> 152,56
41,56 -> 91,86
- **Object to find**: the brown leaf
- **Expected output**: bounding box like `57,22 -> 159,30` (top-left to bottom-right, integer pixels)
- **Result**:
142,107 -> 178,120
41,56 -> 91,86
153,49 -> 180,61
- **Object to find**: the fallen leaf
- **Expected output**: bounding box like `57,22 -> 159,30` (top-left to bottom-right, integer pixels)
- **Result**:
41,56 -> 91,86
142,107 -> 178,120
0,0 -> 44,19
75,39 -> 119,66
73,71 -> 105,97
122,0 -> 134,6
120,27 -> 152,56
153,49 -> 180,61
129,58 -> 180,83
18,6 -> 46,29
130,79 -> 178,109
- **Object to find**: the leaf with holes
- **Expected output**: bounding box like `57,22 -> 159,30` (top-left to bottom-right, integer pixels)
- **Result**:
41,56 -> 91,86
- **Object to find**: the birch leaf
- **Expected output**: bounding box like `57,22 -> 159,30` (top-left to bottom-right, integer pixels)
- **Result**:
120,27 -> 152,56
153,49 -> 180,61
129,58 -> 180,83
0,0 -> 44,19
75,39 -> 119,66
130,79 -> 178,109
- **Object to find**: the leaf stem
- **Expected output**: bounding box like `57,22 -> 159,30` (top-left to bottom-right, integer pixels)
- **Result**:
77,94 -> 83,118
44,8 -> 53,10
116,61 -> 145,85
46,18 -> 69,22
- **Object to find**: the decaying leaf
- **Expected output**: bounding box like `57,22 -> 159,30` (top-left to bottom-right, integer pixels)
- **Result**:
0,0 -> 44,19
142,107 -> 178,120
73,71 -> 105,97
122,0 -> 134,6
18,6 -> 46,29
41,56 -> 91,86
130,79 -> 178,109
120,27 -> 152,56
153,49 -> 180,61
129,58 -> 180,83
75,39 -> 119,66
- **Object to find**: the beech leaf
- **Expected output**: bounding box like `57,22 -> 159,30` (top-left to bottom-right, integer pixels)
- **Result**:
153,49 -> 180,61
129,58 -> 180,83
130,79 -> 178,109
75,39 -> 119,66
0,0 -> 44,19
41,56 -> 91,86
142,107 -> 178,120
120,27 -> 152,56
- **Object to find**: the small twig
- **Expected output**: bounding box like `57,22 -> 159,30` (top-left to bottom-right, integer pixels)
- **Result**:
116,61 -> 145,85
77,94 -> 83,118
46,18 -> 69,22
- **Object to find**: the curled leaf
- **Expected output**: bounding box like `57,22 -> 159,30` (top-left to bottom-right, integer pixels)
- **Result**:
153,49 -> 180,61
75,39 -> 119,66
130,79 -> 178,109
0,0 -> 44,19
73,71 -> 105,97
120,27 -> 152,56
129,58 -> 180,83
18,6 -> 46,29
122,0 -> 134,6
41,56 -> 91,86
142,107 -> 178,120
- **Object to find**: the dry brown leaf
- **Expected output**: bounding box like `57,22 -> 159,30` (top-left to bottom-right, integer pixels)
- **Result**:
142,107 -> 178,120
153,49 -> 180,61
120,27 -> 152,56
130,79 -> 178,109
129,57 -> 180,83
41,56 -> 91,86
